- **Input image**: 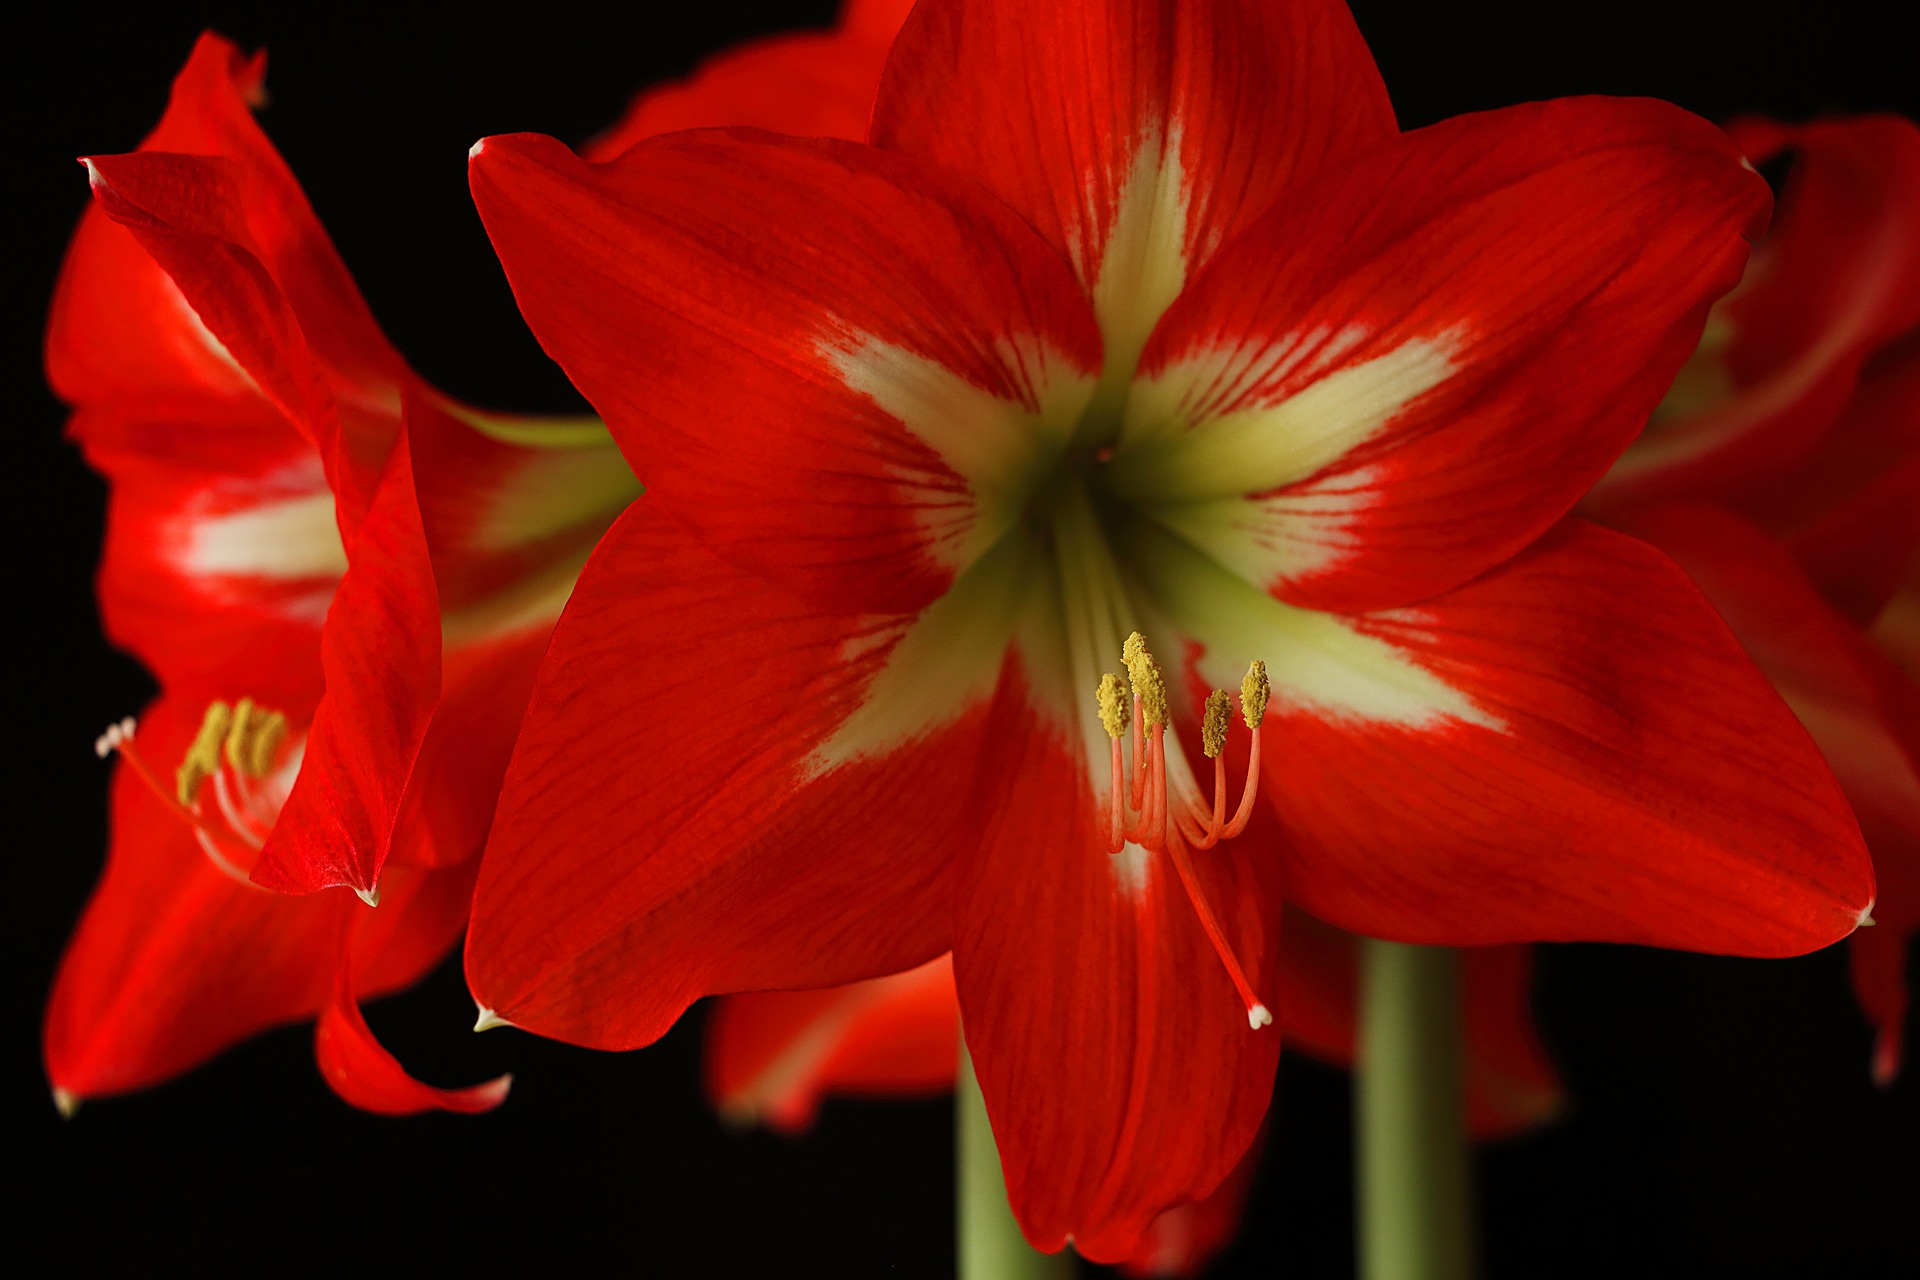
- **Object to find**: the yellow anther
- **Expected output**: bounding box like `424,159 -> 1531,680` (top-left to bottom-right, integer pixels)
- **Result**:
1202,690 -> 1231,758
176,701 -> 233,806
1096,673 -> 1131,740
224,698 -> 288,779
1240,660 -> 1270,729
1137,658 -> 1169,730
1120,632 -> 1169,729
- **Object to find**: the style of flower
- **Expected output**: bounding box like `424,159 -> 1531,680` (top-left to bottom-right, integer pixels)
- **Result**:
462,0 -> 1872,1255
44,33 -> 637,1114
1588,114 -> 1920,1082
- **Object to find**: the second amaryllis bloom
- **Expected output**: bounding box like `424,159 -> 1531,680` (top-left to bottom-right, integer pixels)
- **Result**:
462,0 -> 1872,1257
44,33 -> 637,1114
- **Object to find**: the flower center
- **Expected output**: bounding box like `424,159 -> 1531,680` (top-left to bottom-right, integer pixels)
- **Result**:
95,698 -> 311,896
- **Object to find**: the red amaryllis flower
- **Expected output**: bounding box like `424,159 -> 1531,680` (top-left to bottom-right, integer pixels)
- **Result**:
44,33 -> 635,1113
464,0 -> 1871,1254
1585,114 -> 1920,1082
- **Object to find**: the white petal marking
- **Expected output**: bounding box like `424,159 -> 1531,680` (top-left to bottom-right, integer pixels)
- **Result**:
819,332 -> 1094,573
1120,328 -> 1462,500
179,489 -> 347,581
1128,519 -> 1503,733
1084,123 -> 1193,395
805,532 -> 1044,778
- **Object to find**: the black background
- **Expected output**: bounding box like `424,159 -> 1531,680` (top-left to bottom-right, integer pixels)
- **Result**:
10,2 -> 1917,1275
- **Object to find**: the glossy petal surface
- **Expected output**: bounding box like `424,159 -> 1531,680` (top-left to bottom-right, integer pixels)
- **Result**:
469,129 -> 1101,614
1127,516 -> 1871,952
1119,97 -> 1767,614
465,503 -> 1017,1047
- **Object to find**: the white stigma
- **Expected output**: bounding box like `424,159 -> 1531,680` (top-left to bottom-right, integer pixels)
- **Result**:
1247,1003 -> 1274,1031
93,716 -> 137,758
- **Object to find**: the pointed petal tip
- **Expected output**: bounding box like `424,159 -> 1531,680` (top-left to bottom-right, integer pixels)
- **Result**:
469,137 -> 487,161
1856,900 -> 1878,928
473,1006 -> 514,1033
355,884 -> 381,909
52,1087 -> 80,1120
1248,1003 -> 1274,1030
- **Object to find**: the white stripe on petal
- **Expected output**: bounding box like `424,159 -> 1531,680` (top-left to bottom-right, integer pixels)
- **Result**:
1118,328 -> 1461,500
821,332 -> 1093,573
1085,123 -> 1194,398
806,531 -> 1045,778
179,489 -> 347,581
1126,517 -> 1502,733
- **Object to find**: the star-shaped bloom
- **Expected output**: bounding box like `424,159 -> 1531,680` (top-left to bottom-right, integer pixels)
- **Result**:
463,0 -> 1872,1253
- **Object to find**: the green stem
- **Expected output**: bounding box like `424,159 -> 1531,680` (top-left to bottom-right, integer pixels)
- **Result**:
1356,940 -> 1475,1280
957,1041 -> 1076,1280
435,397 -> 619,450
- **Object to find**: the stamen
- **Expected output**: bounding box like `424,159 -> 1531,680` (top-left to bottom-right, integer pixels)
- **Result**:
1096,674 -> 1129,854
1221,660 -> 1269,839
1240,660 -> 1270,729
176,701 -> 233,806
1086,640 -> 1275,1030
1201,690 -> 1231,759
95,701 -> 293,893
225,698 -> 289,780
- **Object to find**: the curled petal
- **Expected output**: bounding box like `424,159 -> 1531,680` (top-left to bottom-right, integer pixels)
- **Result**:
1600,114 -> 1920,506
316,912 -> 510,1117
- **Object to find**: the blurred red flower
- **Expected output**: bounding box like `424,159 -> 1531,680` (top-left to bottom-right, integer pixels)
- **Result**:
1589,114 -> 1920,1082
44,33 -> 635,1114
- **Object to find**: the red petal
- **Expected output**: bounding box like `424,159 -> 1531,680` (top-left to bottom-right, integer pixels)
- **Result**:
1749,335 -> 1920,624
48,32 -> 397,413
1118,1134 -> 1262,1279
1128,515 -> 1871,953
1601,115 -> 1920,507
469,128 -> 1101,615
953,673 -> 1283,1262
1123,96 -> 1767,614
582,3 -> 899,159
465,502 -> 1006,1048
705,956 -> 958,1133
315,911 -> 511,1117
1624,503 -> 1920,1083
77,406 -> 337,696
873,0 -> 1393,367
1275,909 -> 1562,1140
251,424 -> 440,897
44,698 -> 471,1105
